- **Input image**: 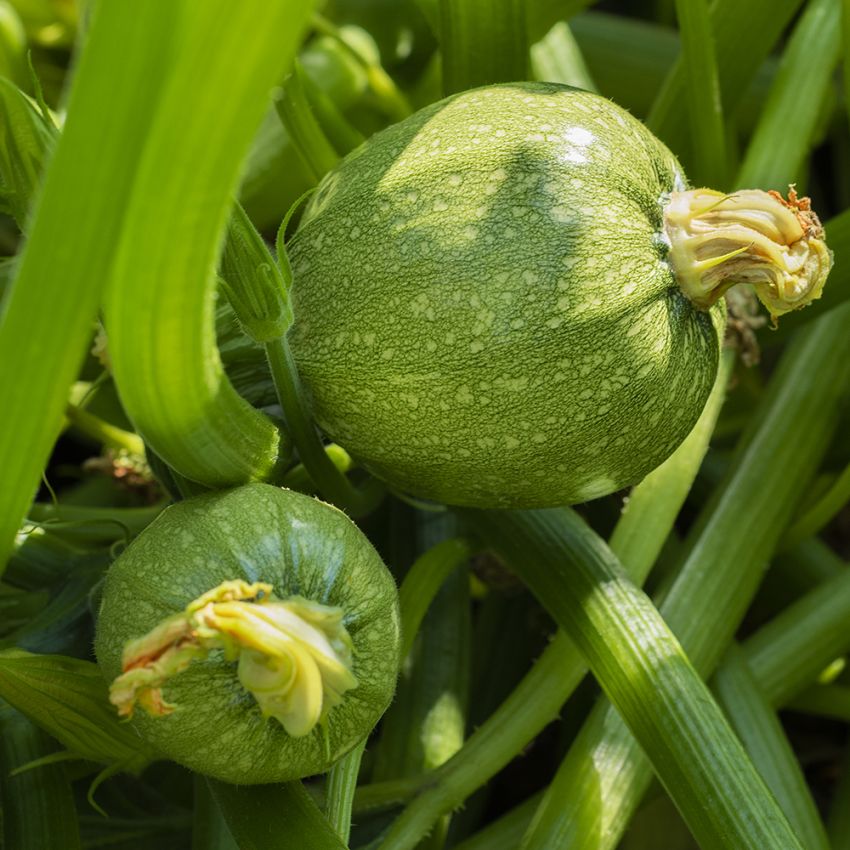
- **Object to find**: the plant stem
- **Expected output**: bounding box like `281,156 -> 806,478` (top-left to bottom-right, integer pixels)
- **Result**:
265,335 -> 383,517
713,645 -> 830,850
325,738 -> 366,844
781,461 -> 850,550
64,404 -> 145,456
397,538 -> 473,660
463,507 -> 804,850
744,560 -> 850,706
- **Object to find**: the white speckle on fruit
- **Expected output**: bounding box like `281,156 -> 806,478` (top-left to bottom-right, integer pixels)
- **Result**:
551,206 -> 574,224
433,198 -> 449,212
381,348 -> 395,360
448,173 -> 463,186
469,340 -> 485,353
463,225 -> 478,239
563,149 -> 588,164
565,126 -> 594,146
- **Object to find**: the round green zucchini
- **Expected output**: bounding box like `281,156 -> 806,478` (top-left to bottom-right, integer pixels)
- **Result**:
95,484 -> 400,783
288,82 -> 829,508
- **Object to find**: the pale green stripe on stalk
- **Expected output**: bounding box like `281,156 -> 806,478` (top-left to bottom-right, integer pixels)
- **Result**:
0,2 -> 172,572
844,0 -> 850,135
519,304 -> 850,850
673,0 -> 726,187
713,646 -> 830,850
276,61 -> 341,183
367,352 -> 732,848
465,508 -> 805,850
736,0 -> 842,189
438,0 -> 528,95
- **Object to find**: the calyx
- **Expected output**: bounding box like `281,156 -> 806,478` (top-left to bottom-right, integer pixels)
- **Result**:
109,580 -> 357,738
663,187 -> 832,321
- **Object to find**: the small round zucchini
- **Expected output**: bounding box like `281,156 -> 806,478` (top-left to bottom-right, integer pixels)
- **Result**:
288,83 -> 830,508
95,484 -> 400,784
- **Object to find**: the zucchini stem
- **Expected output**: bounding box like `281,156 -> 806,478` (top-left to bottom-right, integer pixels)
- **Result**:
664,187 -> 832,321
265,335 -> 383,517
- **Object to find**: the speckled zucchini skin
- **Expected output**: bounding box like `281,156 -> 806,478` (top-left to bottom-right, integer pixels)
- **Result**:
289,83 -> 725,508
95,484 -> 400,783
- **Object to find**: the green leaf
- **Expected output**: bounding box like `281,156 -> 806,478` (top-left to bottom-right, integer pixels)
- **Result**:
0,1 -> 312,573
736,0 -> 842,189
530,21 -> 597,92
673,0 -> 726,187
0,648 -> 156,771
0,702 -> 81,850
276,60 -> 343,182
647,0 -> 805,160
0,75 -> 56,229
438,0 -> 528,95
